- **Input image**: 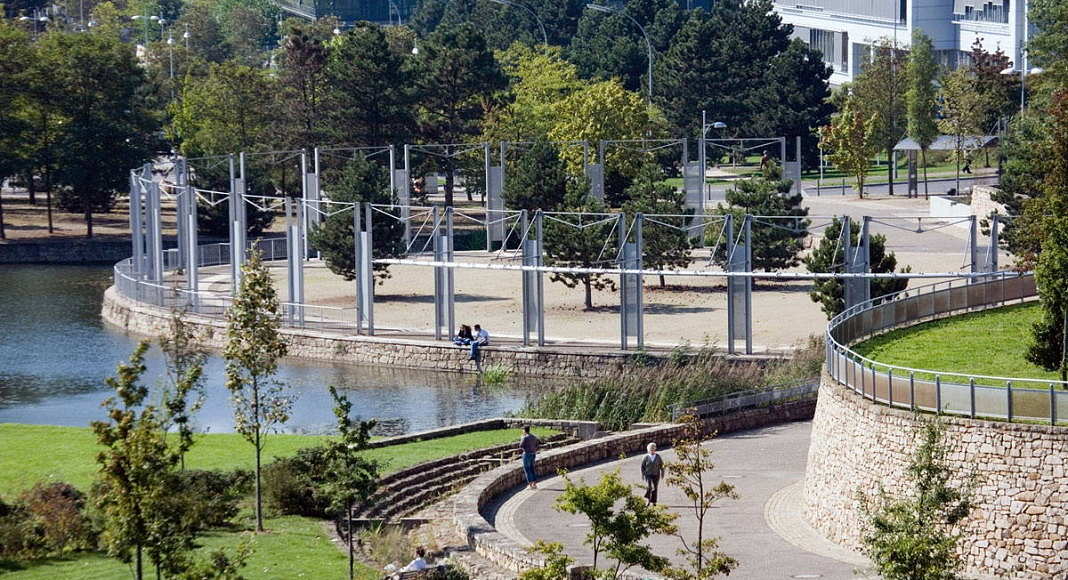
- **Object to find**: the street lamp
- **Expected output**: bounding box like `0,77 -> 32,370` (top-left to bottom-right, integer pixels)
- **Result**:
411,39 -> 419,55
587,3 -> 653,100
698,112 -> 726,200
489,0 -> 547,46
1000,66 -> 1045,113
167,31 -> 175,99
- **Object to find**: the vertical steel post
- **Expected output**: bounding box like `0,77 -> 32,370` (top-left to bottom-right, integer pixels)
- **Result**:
446,206 -> 455,337
365,202 -> 374,335
744,215 -> 753,355
388,145 -> 396,198
1007,381 -> 1013,422
130,170 -> 144,278
432,205 -> 443,341
635,212 -> 644,350
521,209 -> 530,346
725,214 -> 735,354
969,215 -> 979,280
936,376 -> 942,414
990,214 -> 1000,274
353,202 -> 361,334
969,377 -> 976,418
618,213 -> 627,351
909,371 -> 916,410
536,210 -> 545,346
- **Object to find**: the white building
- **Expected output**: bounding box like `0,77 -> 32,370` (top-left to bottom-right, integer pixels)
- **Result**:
771,0 -> 1031,85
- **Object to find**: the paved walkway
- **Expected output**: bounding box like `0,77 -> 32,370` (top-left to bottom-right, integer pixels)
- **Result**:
491,421 -> 871,579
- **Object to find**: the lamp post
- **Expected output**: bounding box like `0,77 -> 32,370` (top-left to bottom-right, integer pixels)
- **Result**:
489,0 -> 547,45
1000,65 -> 1045,113
167,31 -> 175,99
587,3 -> 653,100
387,0 -> 402,26
699,111 -> 726,201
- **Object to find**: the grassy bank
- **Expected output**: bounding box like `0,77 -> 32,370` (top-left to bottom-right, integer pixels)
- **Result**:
852,302 -> 1059,387
0,423 -> 557,580
0,423 -> 557,497
520,339 -> 824,430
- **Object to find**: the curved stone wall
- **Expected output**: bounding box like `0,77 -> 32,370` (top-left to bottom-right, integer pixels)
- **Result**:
805,375 -> 1068,578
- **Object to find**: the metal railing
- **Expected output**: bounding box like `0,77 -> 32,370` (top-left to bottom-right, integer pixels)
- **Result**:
113,240 -> 360,334
825,273 -> 1068,425
669,379 -> 819,421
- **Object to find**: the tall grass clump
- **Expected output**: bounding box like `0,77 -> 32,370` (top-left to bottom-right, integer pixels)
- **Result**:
520,337 -> 823,430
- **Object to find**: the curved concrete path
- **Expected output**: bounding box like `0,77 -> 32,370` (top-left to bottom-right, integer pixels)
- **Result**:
490,421 -> 870,579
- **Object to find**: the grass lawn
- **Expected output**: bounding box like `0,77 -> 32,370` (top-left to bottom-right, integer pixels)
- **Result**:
0,424 -> 559,497
852,302 -> 1061,387
0,424 -> 558,579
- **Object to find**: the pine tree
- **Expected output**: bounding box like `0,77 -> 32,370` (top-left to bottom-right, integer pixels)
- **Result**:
804,217 -> 909,319
503,139 -> 569,212
860,419 -> 975,580
906,30 -> 940,197
308,157 -> 406,283
708,162 -> 809,274
544,180 -> 618,310
223,248 -> 293,533
622,163 -> 692,287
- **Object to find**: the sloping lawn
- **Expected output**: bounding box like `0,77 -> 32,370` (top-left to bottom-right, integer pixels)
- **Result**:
852,302 -> 1060,387
0,424 -> 558,580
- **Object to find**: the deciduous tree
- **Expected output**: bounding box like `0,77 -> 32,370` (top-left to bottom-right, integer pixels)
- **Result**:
906,30 -> 939,197
819,98 -> 880,198
939,68 -> 990,193
224,248 -> 294,532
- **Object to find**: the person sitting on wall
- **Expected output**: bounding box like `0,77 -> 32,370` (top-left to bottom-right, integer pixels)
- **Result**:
470,324 -> 490,361
453,324 -> 473,346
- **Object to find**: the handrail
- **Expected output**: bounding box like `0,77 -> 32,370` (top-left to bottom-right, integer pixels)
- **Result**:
669,379 -> 819,420
823,272 -> 1066,425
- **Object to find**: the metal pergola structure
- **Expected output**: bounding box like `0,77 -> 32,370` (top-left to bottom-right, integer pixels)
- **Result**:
127,151 -> 1012,355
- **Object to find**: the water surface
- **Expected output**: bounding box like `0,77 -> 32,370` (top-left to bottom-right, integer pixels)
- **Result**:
0,264 -> 534,434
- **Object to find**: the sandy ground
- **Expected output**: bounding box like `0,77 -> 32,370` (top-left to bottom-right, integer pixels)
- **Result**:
189,195 -> 1015,352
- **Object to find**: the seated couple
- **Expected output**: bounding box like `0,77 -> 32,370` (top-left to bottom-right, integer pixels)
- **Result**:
453,324 -> 489,360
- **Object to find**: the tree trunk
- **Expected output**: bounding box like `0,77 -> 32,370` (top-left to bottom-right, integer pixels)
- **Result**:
27,172 -> 36,205
135,544 -> 143,580
659,273 -> 666,288
254,381 -> 264,532
584,276 -> 593,310
85,207 -> 94,238
0,187 -> 5,240
444,159 -> 456,206
45,182 -> 53,234
347,500 -> 354,580
922,148 -> 929,199
886,147 -> 894,197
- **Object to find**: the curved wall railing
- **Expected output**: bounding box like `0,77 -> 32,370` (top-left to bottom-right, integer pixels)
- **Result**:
825,273 -> 1068,425
113,239 -> 362,333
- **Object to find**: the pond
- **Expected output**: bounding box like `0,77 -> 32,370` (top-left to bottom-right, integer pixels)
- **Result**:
0,264 -> 537,435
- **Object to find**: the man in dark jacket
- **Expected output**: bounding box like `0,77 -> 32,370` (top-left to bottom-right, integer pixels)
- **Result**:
641,442 -> 664,504
520,425 -> 540,489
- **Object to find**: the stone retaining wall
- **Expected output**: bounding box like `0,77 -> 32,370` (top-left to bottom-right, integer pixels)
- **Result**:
805,374 -> 1068,579
452,399 -> 817,576
101,286 -> 775,378
0,240 -> 138,264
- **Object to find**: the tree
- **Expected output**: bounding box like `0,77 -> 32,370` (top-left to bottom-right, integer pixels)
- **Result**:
39,30 -> 157,237
938,68 -> 988,194
92,343 -> 195,580
519,541 -> 575,580
308,157 -> 406,283
1028,0 -> 1068,87
968,40 -> 1015,134
851,38 -> 908,196
327,23 -> 417,146
819,97 -> 880,198
224,248 -> 294,532
502,139 -> 569,211
662,415 -> 737,580
548,78 -> 664,202
860,419 -> 975,580
555,468 -> 678,579
483,44 -> 586,142
906,30 -> 940,197
169,62 -> 276,237
216,0 -> 279,66
414,22 -> 506,205
804,217 -> 909,319
0,21 -> 32,192
321,387 -> 380,580
1026,91 -> 1068,382
568,0 -> 684,94
708,162 -> 809,274
544,182 -> 618,310
174,0 -> 231,63
622,163 -> 692,287
159,311 -> 207,470
273,21 -> 332,151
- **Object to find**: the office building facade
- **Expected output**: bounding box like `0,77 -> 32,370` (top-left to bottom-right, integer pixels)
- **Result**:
771,0 -> 1030,84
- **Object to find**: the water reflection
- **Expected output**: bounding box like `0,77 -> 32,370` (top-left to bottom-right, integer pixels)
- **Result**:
0,265 -> 536,434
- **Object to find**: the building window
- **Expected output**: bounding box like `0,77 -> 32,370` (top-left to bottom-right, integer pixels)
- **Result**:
809,28 -> 848,72
953,0 -> 1010,24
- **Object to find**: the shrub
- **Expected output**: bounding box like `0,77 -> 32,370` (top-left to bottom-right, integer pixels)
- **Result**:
481,365 -> 511,386
172,470 -> 249,530
18,482 -> 95,556
262,448 -> 331,518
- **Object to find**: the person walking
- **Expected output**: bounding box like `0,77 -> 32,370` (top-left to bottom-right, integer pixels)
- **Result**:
641,442 -> 664,505
520,425 -> 540,489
